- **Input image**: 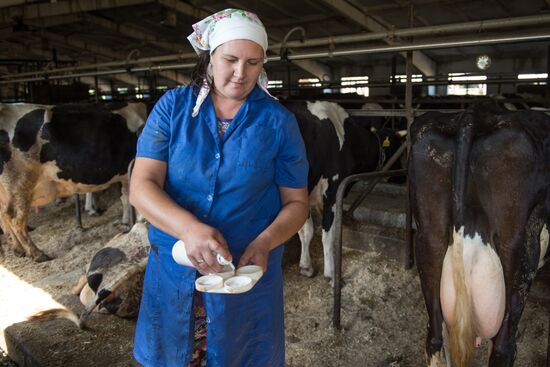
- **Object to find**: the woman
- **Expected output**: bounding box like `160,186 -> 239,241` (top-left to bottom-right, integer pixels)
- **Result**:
130,8 -> 309,367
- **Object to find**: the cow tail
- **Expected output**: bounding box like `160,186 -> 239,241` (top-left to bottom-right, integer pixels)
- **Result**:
27,308 -> 85,329
448,112 -> 476,367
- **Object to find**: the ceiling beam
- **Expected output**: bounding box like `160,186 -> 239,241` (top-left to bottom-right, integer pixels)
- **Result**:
82,14 -> 181,52
411,51 -> 437,78
157,0 -> 210,19
0,0 -> 154,25
0,40 -> 142,87
320,0 -> 437,76
0,14 -> 82,41
320,0 -> 388,32
359,0 -> 454,12
40,31 -> 188,85
256,0 -> 297,19
27,13 -> 83,28
292,59 -> 332,82
266,14 -> 334,28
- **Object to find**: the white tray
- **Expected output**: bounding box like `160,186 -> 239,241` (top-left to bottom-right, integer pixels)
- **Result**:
195,265 -> 263,294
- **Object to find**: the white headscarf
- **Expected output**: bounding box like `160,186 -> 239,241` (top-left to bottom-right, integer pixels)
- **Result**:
187,8 -> 275,117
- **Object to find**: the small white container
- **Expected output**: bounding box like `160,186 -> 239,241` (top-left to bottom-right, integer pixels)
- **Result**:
172,240 -> 234,270
195,275 -> 224,292
224,276 -> 253,293
236,265 -> 263,281
172,240 -> 194,267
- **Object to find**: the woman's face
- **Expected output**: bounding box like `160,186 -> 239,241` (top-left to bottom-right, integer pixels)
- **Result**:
210,39 -> 264,102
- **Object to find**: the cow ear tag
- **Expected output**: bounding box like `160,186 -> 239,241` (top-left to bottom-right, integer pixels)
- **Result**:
383,136 -> 390,148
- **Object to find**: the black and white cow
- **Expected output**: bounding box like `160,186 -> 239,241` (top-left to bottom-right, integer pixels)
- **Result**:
29,221 -> 149,328
409,102 -> 550,366
0,102 -> 146,262
282,100 -> 404,281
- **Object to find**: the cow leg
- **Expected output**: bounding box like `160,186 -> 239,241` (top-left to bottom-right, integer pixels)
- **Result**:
0,231 -> 4,259
0,217 -> 26,257
321,214 -> 335,282
416,228 -> 450,367
119,181 -> 132,231
409,131 -> 453,367
321,186 -> 337,282
298,215 -> 315,277
488,218 -> 542,366
1,194 -> 50,262
84,192 -> 102,216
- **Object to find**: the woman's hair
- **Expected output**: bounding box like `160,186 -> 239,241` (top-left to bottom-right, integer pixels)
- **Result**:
190,52 -> 212,95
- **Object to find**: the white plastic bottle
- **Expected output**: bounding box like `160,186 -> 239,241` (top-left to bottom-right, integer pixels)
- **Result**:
172,240 -> 234,270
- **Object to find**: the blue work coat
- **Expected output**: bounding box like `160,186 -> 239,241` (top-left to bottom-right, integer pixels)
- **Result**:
133,85 -> 308,367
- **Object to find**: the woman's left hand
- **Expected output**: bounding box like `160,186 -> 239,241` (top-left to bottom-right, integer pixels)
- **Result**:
238,239 -> 270,272
237,187 -> 308,272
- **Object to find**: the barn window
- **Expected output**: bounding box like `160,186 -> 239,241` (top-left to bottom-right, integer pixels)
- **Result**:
340,76 -> 369,96
393,74 -> 423,83
117,87 -> 128,94
298,78 -> 322,88
88,89 -> 95,96
267,80 -> 283,89
518,73 -> 547,85
156,85 -> 168,91
447,73 -> 487,96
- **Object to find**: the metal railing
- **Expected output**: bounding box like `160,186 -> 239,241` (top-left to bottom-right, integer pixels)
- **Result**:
332,168 -> 409,330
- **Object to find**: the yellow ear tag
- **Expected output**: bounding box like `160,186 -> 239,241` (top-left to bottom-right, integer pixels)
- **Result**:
383,136 -> 390,148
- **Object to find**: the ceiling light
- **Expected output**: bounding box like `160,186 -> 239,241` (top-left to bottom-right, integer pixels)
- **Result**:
475,54 -> 491,70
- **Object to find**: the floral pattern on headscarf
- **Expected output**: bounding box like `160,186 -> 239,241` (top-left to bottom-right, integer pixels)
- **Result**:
187,8 -> 267,56
189,9 -> 264,52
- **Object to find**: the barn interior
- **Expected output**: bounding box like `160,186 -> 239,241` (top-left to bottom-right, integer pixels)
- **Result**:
0,1 -> 550,367
1,0 -> 549,107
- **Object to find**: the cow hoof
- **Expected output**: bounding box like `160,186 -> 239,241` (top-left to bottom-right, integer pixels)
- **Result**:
87,209 -> 104,217
34,253 -> 52,262
13,248 -> 25,257
299,267 -> 315,278
115,222 -> 131,233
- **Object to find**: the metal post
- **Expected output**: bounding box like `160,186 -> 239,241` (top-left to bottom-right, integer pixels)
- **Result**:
404,6 -> 415,269
94,75 -> 99,103
110,79 -> 115,101
546,44 -> 550,99
74,194 -> 82,228
391,55 -> 397,128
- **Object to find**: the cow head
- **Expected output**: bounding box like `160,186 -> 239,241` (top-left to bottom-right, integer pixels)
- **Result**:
371,127 -> 408,184
79,222 -> 149,326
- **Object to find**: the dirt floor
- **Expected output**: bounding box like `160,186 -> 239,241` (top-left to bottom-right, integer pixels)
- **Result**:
0,190 -> 548,367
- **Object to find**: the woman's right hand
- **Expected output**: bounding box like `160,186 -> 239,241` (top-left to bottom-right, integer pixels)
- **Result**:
181,221 -> 232,275
129,158 -> 232,274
